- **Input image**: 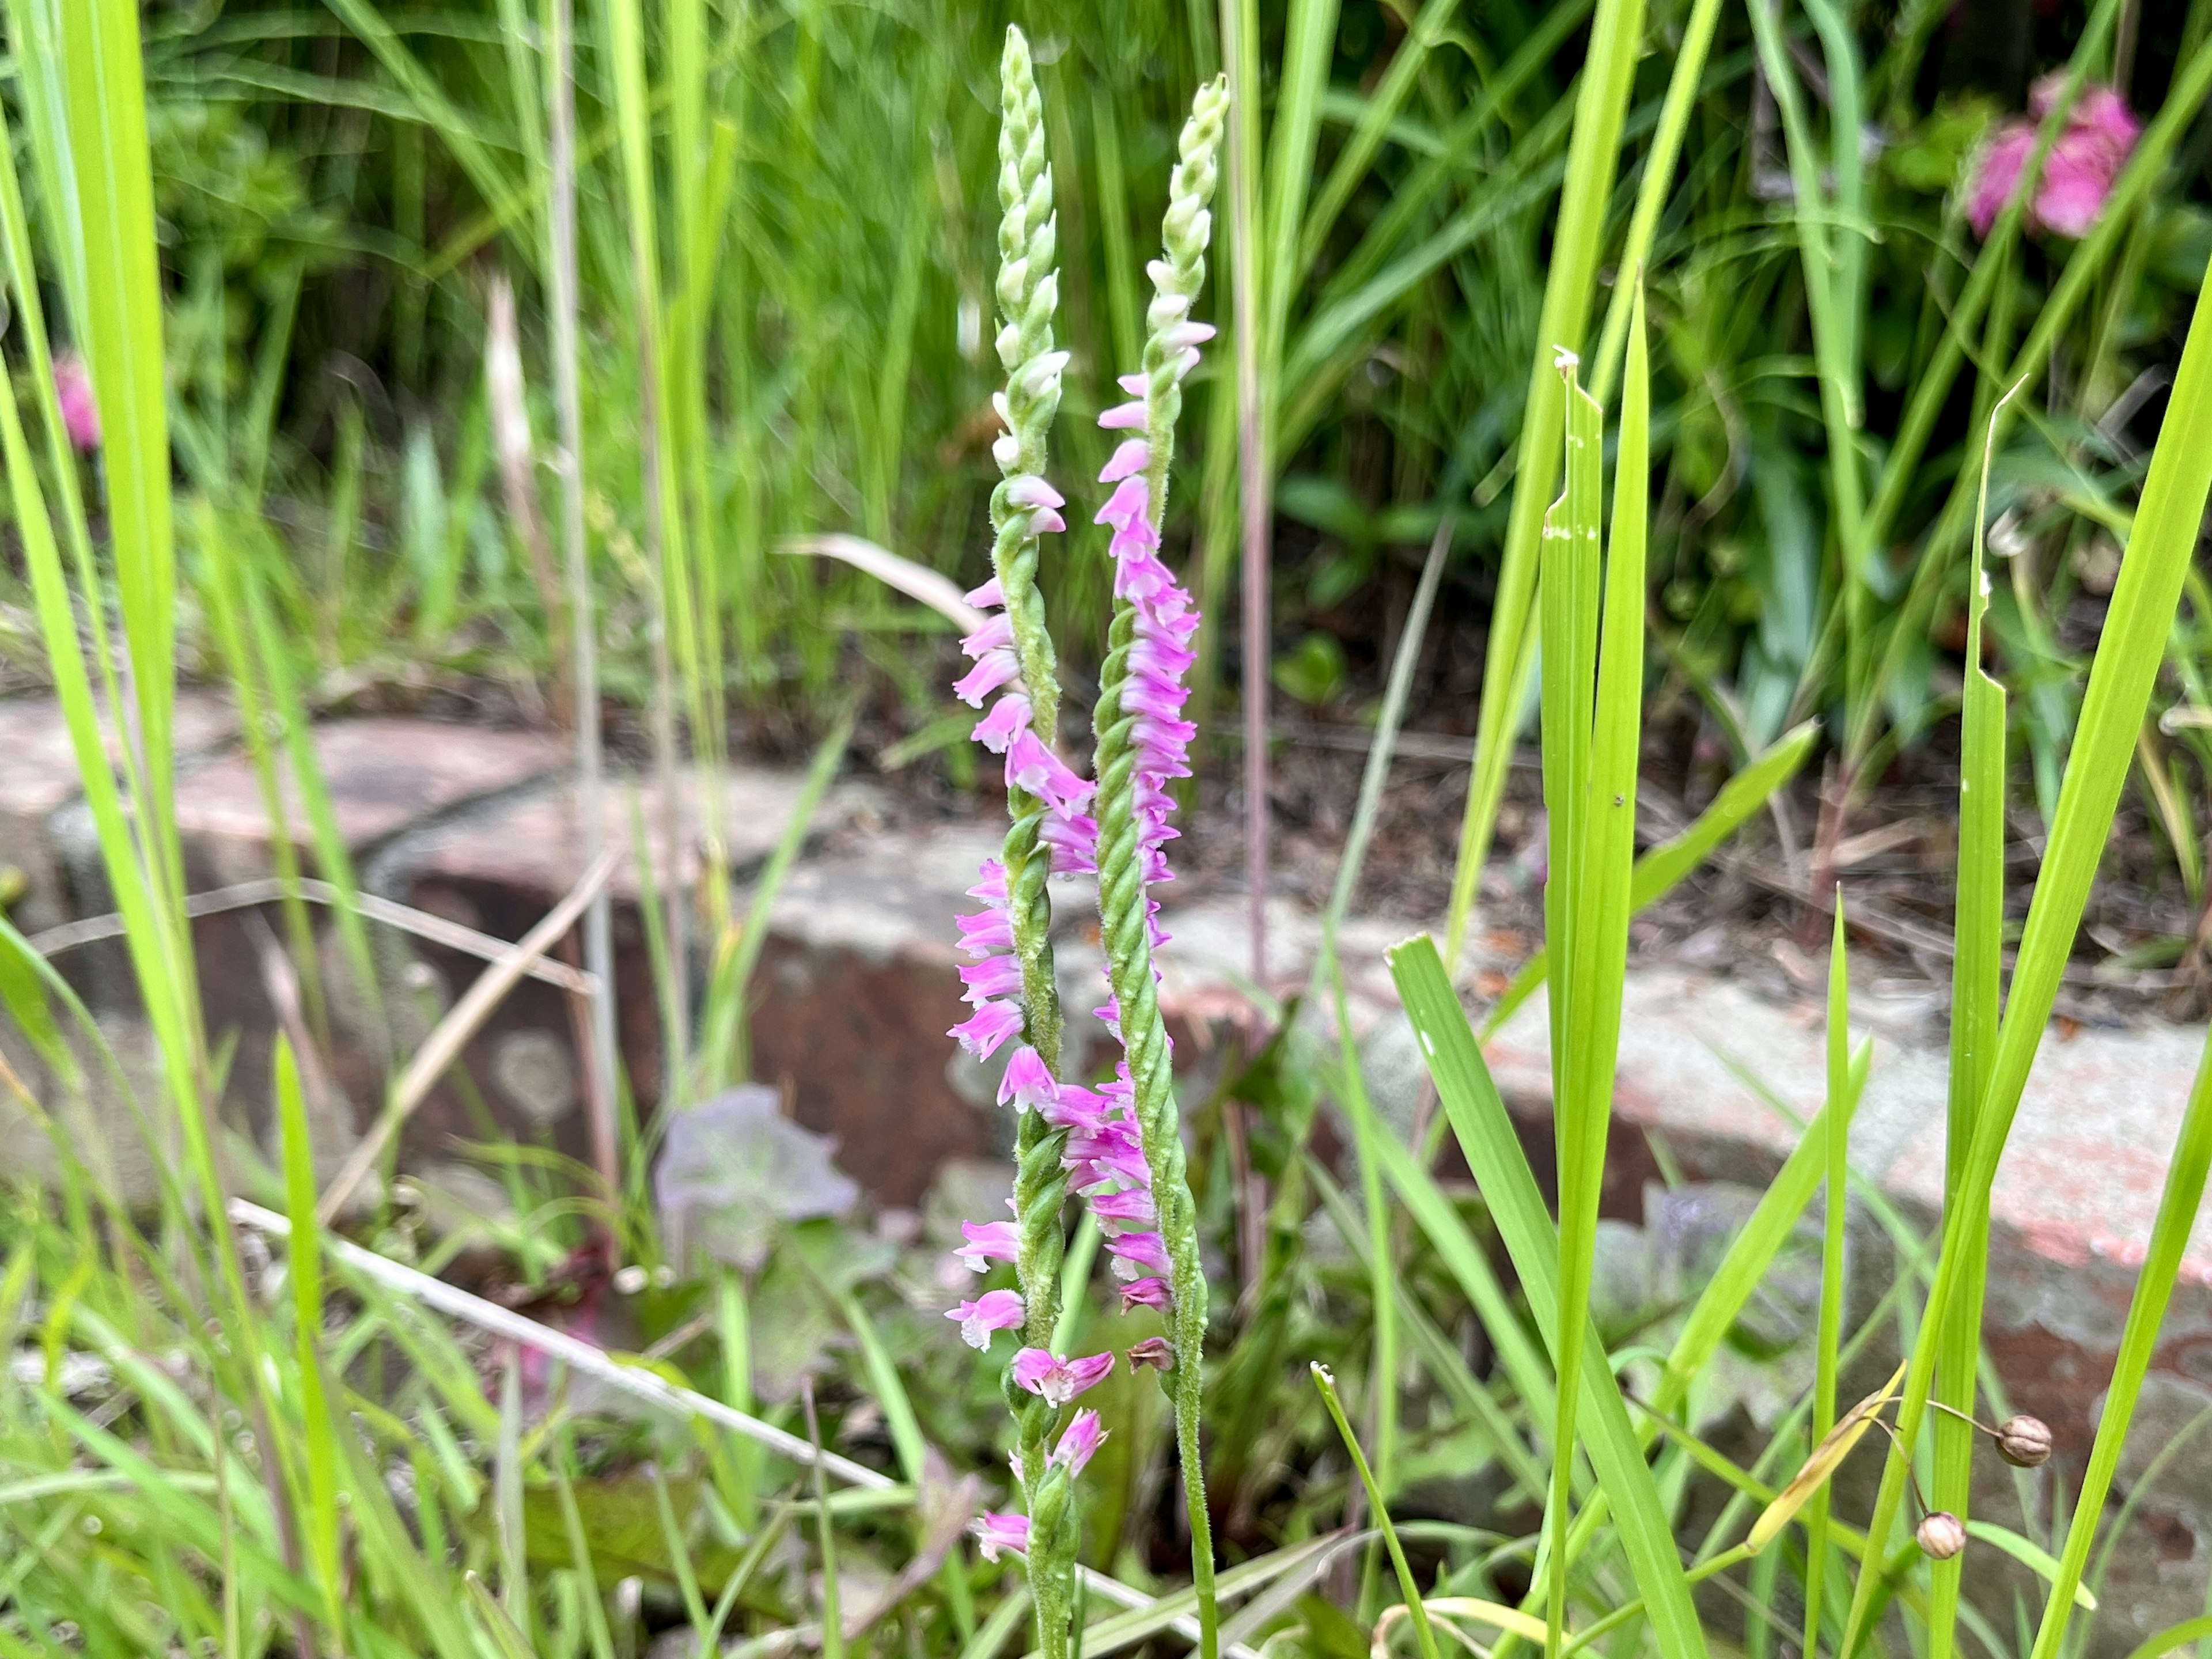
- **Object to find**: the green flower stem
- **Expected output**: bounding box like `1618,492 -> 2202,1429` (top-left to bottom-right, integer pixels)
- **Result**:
1090,75 -> 1228,1659
987,28 -> 1077,1659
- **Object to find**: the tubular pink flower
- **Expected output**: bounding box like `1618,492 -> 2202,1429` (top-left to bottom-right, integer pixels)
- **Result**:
950,999 -> 1024,1060
1038,813 -> 1099,875
1117,372 -> 1148,395
1100,438 -> 1151,482
999,1046 -> 1058,1109
1119,1277 -> 1173,1314
1041,1083 -> 1113,1134
955,907 -> 1016,957
1088,1186 -> 1157,1225
974,1511 -> 1031,1562
1004,475 -> 1065,510
1065,1121 -> 1151,1188
1051,1410 -> 1107,1478
966,575 -> 1006,608
960,955 -> 1027,1005
1105,1231 -> 1172,1279
1099,400 -> 1147,430
1010,1348 -> 1115,1407
53,353 -> 100,451
973,694 -> 1032,755
949,1289 -> 1027,1349
1097,476 -> 1150,531
953,651 -> 1022,708
962,613 -> 1016,658
957,1221 -> 1021,1271
1005,730 -> 1095,819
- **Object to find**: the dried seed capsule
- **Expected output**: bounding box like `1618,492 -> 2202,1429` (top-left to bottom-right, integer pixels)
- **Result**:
1126,1336 -> 1176,1374
1917,1511 -> 1968,1560
1995,1415 -> 2053,1468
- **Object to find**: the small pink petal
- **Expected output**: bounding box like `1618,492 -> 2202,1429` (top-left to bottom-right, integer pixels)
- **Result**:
1100,438 -> 1150,483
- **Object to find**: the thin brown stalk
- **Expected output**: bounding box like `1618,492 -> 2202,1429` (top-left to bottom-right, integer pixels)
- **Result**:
1221,0 -> 1269,990
29,876 -> 596,995
485,272 -> 570,702
317,848 -> 618,1221
546,0 -> 621,1194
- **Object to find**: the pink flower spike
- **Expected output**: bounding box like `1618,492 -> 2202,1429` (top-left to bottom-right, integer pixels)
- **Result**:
974,1512 -> 1031,1562
53,353 -> 99,451
1099,400 -> 1147,430
999,1046 -> 1058,1111
1051,1409 -> 1107,1478
1119,1277 -> 1173,1314
950,999 -> 1024,1060
965,575 -> 1006,609
1006,730 -> 1096,820
956,1221 -> 1020,1272
1100,438 -> 1151,483
972,694 -> 1032,755
1106,1231 -> 1172,1279
1010,1347 -> 1115,1407
967,859 -> 1009,906
948,1288 -> 1025,1349
1096,475 -> 1150,531
1005,475 -> 1065,510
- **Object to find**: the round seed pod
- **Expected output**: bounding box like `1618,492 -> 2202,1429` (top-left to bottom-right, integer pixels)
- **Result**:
1917,1511 -> 1968,1560
1995,1415 -> 2053,1468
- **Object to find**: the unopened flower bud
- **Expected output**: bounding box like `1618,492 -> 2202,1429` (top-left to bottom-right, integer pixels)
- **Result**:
1126,1336 -> 1175,1373
1995,1414 -> 2053,1468
1917,1511 -> 1967,1560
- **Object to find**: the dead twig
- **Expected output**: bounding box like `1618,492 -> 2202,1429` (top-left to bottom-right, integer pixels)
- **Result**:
317,848 -> 617,1221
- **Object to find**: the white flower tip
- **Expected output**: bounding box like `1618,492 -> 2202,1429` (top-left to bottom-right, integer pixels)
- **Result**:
1552,345 -> 1581,373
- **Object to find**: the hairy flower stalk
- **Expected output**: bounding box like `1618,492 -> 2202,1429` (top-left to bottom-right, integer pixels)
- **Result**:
945,29 -> 1104,1659
1086,74 -> 1229,1659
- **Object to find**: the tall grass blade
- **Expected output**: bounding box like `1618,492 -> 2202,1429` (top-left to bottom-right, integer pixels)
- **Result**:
1926,387 -> 2017,1659
2022,1034 -> 2212,1659
1442,0 -> 1649,968
1841,252 -> 2212,1659
1801,903 -> 1855,1659
1311,1363 -> 1442,1659
1389,935 -> 1709,1659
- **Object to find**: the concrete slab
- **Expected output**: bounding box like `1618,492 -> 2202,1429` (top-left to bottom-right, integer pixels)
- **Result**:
399,766 -> 885,903
171,718 -> 562,884
0,691 -> 234,931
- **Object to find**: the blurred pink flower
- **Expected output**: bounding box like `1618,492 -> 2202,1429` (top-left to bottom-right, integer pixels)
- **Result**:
1968,77 -> 2140,240
52,352 -> 99,451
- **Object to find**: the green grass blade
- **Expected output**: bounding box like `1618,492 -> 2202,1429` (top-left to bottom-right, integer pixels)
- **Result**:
58,0 -> 182,899
1802,902 -> 1854,1659
1927,386 -> 2016,1659
1842,249 -> 2212,1659
1547,296 -> 1647,1659
2022,1032 -> 2212,1659
1389,934 -> 1710,1659
276,1037 -> 346,1635
1586,0 -> 1724,400
1442,0 -> 1649,969
1312,1363 -> 1443,1659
